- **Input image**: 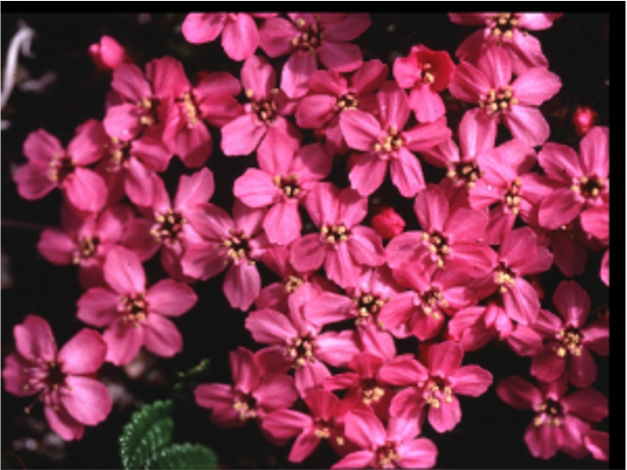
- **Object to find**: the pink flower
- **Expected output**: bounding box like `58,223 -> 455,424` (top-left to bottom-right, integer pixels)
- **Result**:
289,183 -> 386,288
37,203 -> 136,288
387,184 -> 494,278
371,206 -> 405,240
497,374 -> 608,459
534,221 -> 591,278
123,168 -> 214,281
332,410 -> 438,468
450,13 -> 563,75
13,121 -> 108,213
182,13 -> 274,61
263,389 -> 365,463
340,81 -> 451,197
245,284 -> 360,395
449,47 -> 561,147
234,142 -> 332,245
600,250 -> 609,286
393,44 -> 455,122
259,14 -> 371,98
584,430 -> 609,462
194,347 -> 298,428
379,341 -> 492,433
76,246 -> 197,365
181,200 -> 269,311
572,106 -> 598,136
220,55 -> 301,159
295,59 -> 388,156
537,127 -> 609,231
529,281 -> 609,387
2,315 -> 112,440
88,35 -> 131,71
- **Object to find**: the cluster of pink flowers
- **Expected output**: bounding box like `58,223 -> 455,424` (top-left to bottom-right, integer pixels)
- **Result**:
5,12 -> 609,468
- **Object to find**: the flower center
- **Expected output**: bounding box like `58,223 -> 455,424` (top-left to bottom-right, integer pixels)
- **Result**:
422,231 -> 450,268
321,224 -> 349,243
534,398 -> 563,427
488,13 -> 520,41
421,289 -> 447,319
151,210 -> 187,244
447,161 -> 482,188
374,126 -> 404,157
313,421 -> 332,439
353,292 -> 386,326
572,175 -> 606,199
178,91 -> 201,127
292,17 -> 323,54
246,88 -> 279,125
48,155 -> 75,184
504,177 -> 522,215
221,230 -> 252,266
137,96 -> 161,126
273,174 -> 301,198
120,292 -> 148,327
286,334 -> 317,369
361,378 -> 385,405
108,137 -> 132,169
72,236 -> 100,264
375,442 -> 401,467
284,275 -> 304,293
233,393 -> 257,421
495,262 -> 516,294
336,92 -> 359,110
423,376 -> 453,409
480,86 -> 518,117
555,327 -> 583,357
421,62 -> 436,85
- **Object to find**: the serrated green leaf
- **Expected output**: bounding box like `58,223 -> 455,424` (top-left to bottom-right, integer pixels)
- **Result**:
145,443 -> 218,469
119,399 -> 175,469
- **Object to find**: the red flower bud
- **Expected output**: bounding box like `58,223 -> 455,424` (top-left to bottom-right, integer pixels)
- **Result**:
572,106 -> 598,136
88,35 -> 131,72
371,206 -> 405,239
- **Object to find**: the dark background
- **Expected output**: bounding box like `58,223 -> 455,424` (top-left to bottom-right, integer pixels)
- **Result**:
1,12 -> 614,469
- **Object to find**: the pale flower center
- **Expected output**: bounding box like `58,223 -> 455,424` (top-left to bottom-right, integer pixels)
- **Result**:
480,86 -> 518,117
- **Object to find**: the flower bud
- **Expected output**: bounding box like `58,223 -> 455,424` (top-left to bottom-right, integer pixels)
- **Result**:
371,206 -> 405,239
88,35 -> 131,72
572,106 -> 598,136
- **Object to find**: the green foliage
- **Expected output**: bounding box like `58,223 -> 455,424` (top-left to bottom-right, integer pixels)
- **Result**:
119,399 -> 217,470
120,400 -> 175,469
145,443 -> 218,470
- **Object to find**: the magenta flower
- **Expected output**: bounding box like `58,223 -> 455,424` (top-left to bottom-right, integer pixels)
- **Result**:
182,13 -> 274,61
449,47 -> 561,147
371,206 -> 405,240
332,410 -> 438,468
340,81 -> 451,197
529,281 -> 609,387
245,283 -> 360,395
123,168 -> 214,281
76,246 -> 197,365
220,55 -> 301,159
585,430 -> 609,462
534,221 -> 591,278
393,44 -> 455,122
37,203 -> 136,289
387,184 -> 494,278
379,263 -> 476,341
537,126 -> 609,231
379,341 -> 492,433
295,59 -> 388,156
263,389 -> 365,463
181,200 -> 269,311
194,347 -> 298,428
259,13 -> 371,98
289,183 -> 386,288
13,120 -> 108,213
600,250 -> 609,286
497,374 -> 608,459
450,13 -> 563,75
234,142 -> 332,245
88,35 -> 131,72
2,315 -> 112,441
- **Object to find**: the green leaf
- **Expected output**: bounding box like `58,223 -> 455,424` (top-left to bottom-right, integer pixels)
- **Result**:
119,399 -> 175,469
145,443 -> 218,469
